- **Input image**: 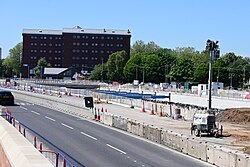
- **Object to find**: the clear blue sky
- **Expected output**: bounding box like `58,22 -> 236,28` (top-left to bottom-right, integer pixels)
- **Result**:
1,0 -> 250,58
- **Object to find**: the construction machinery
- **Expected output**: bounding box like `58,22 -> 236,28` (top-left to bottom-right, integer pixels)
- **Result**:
191,113 -> 219,137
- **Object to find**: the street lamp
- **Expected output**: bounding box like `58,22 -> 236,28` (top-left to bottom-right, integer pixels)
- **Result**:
205,39 -> 220,112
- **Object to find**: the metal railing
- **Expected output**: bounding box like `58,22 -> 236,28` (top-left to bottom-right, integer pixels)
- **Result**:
1,110 -> 76,167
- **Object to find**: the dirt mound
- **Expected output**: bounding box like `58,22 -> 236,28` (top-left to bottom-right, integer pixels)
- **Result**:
216,108 -> 250,123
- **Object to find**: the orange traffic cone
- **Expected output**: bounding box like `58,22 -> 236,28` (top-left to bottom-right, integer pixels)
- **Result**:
142,101 -> 145,112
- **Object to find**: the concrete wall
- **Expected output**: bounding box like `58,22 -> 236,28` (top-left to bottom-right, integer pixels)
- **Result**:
0,107 -> 53,167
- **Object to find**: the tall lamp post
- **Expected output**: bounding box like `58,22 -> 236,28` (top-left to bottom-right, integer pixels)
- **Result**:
205,40 -> 220,112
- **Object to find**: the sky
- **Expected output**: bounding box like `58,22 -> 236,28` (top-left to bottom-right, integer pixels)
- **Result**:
0,0 -> 250,58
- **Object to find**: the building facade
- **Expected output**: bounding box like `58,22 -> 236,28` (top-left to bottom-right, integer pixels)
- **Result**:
22,26 -> 131,78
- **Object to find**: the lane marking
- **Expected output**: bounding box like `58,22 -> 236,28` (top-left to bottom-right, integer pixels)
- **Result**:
106,144 -> 127,155
31,110 -> 40,115
20,102 -> 25,105
20,106 -> 28,110
80,132 -> 97,140
45,116 -> 56,122
61,123 -> 74,130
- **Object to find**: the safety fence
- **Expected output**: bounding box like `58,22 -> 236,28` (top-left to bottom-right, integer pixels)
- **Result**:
0,110 -> 76,167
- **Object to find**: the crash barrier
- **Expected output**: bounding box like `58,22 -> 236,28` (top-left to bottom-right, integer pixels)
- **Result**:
100,112 -> 250,167
0,107 -> 76,167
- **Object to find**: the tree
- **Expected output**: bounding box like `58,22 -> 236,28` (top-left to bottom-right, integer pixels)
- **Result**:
2,42 -> 23,77
33,58 -> 51,78
123,53 -> 143,82
106,50 -> 127,82
142,54 -> 162,83
89,64 -> 107,81
169,57 -> 194,82
131,40 -> 161,56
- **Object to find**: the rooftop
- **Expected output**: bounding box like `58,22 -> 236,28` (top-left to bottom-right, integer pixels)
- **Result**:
23,26 -> 131,36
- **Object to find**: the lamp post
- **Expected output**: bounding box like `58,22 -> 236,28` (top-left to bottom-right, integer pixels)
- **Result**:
205,40 -> 220,112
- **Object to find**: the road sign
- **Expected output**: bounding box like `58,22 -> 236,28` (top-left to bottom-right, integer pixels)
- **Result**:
84,97 -> 94,108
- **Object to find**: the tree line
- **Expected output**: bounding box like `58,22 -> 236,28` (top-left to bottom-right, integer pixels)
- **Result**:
91,40 -> 250,88
1,41 -> 250,88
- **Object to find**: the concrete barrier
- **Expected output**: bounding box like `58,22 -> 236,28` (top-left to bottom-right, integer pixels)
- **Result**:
143,125 -> 162,143
127,119 -> 139,135
161,130 -> 181,151
100,113 -> 113,126
0,116 -> 53,167
186,138 -> 207,161
235,153 -> 250,167
112,116 -> 128,131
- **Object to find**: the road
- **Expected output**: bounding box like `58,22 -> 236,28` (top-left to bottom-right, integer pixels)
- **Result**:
6,99 -> 212,167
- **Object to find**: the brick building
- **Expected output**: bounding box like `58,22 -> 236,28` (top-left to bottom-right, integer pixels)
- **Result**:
22,26 -> 131,78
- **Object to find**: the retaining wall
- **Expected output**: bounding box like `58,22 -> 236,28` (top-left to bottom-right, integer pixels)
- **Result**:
0,108 -> 53,167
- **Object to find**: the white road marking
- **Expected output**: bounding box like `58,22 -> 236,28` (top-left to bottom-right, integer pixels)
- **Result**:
61,123 -> 74,130
106,144 -> 127,155
45,116 -> 56,122
31,110 -> 40,115
20,106 -> 28,110
20,102 -> 25,105
80,132 -> 97,140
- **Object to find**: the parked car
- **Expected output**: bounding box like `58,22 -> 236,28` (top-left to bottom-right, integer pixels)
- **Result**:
0,90 -> 15,106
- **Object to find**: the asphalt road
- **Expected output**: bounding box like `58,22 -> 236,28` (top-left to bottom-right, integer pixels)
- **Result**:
7,99 -> 213,167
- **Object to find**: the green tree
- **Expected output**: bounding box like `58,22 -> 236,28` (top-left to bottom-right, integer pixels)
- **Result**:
33,58 -> 51,78
2,42 -> 23,77
89,63 -> 107,81
123,53 -> 143,82
169,56 -> 194,82
142,54 -> 162,83
106,50 -> 127,82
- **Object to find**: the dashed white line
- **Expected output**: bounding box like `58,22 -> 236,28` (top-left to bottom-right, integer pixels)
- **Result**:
80,132 -> 97,140
20,106 -> 28,110
31,110 -> 40,115
61,123 -> 74,130
106,144 -> 127,155
45,116 -> 56,122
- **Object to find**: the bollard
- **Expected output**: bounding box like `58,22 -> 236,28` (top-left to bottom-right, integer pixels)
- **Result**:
96,108 -> 100,121
39,142 -> 43,152
105,108 -> 107,112
150,104 -> 154,115
19,124 -> 21,133
106,98 -> 108,104
12,118 -> 15,127
63,157 -> 66,167
23,128 -> 26,137
56,153 -> 59,167
94,108 -> 97,120
34,136 -> 37,148
221,125 -> 223,136
101,107 -> 104,112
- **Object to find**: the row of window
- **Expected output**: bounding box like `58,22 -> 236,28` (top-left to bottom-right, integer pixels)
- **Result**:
30,56 -> 64,60
31,50 -> 63,54
72,64 -> 95,67
30,43 -> 63,47
30,36 -> 62,40
72,49 -> 113,54
72,42 -> 123,47
72,35 -> 124,40
72,56 -> 99,60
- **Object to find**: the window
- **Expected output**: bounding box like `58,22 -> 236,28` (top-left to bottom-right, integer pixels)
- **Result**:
77,35 -> 80,39
92,36 -> 95,39
101,43 -> 104,47
49,37 -> 53,40
73,49 -> 76,53
44,37 -> 47,39
73,42 -> 76,46
101,36 -> 104,39
31,43 -> 33,46
31,50 -> 33,53
73,35 -> 76,39
49,43 -> 52,46
82,43 -> 85,46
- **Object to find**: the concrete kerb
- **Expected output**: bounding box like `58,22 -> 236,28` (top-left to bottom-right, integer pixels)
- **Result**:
235,152 -> 250,167
161,130 -> 182,151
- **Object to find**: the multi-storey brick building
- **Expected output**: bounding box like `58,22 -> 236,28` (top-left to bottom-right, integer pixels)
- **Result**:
22,26 -> 131,78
